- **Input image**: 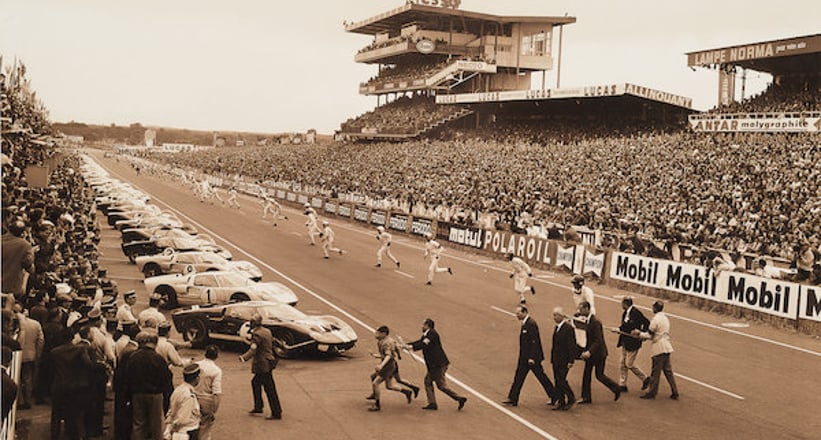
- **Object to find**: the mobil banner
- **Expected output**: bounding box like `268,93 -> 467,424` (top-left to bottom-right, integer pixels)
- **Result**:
610,252 -> 719,300
718,272 -> 800,319
799,285 -> 821,322
482,230 -> 551,265
583,249 -> 605,277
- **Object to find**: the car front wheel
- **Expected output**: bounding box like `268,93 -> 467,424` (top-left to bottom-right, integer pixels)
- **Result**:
143,263 -> 162,278
156,286 -> 178,309
181,318 -> 208,348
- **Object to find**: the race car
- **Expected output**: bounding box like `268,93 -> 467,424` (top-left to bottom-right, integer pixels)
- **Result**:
143,269 -> 297,309
135,250 -> 262,280
171,301 -> 357,358
121,235 -> 233,263
121,226 -> 198,245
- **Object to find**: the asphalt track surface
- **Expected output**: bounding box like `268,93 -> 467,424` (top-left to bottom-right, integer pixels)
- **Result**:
89,151 -> 820,440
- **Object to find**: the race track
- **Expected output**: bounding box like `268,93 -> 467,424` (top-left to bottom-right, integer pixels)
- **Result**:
91,151 -> 821,440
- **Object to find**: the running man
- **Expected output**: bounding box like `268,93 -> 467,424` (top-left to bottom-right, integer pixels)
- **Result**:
304,203 -> 322,245
508,253 -> 536,304
261,195 -> 287,226
424,233 -> 452,286
375,226 -> 400,268
320,221 -> 344,259
367,326 -> 414,412
225,186 -> 241,209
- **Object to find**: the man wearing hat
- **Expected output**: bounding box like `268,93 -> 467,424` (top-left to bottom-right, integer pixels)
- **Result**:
115,320 -> 139,361
165,363 -> 201,440
319,220 -> 344,259
240,313 -> 281,420
138,293 -> 167,329
128,331 -> 172,440
570,275 -> 596,316
117,290 -> 138,329
374,225 -> 400,268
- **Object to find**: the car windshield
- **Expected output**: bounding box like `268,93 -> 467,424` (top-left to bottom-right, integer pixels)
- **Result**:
216,272 -> 252,286
255,304 -> 306,321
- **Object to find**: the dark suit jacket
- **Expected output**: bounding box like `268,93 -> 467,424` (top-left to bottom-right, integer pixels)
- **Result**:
518,317 -> 545,364
242,326 -> 277,374
584,315 -> 608,361
551,321 -> 577,366
49,342 -> 95,394
409,329 -> 449,370
1,233 -> 34,296
617,306 -> 650,351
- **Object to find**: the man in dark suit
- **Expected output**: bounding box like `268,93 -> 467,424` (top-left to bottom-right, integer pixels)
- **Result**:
406,318 -> 467,411
502,306 -> 557,407
1,219 -> 34,298
240,313 -> 282,420
578,301 -> 621,404
614,296 -> 651,392
49,330 -> 95,440
550,307 -> 576,410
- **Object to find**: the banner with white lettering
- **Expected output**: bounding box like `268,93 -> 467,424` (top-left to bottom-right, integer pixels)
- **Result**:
555,244 -> 575,271
441,222 -> 483,249
410,217 -> 433,237
296,194 -> 308,204
353,206 -> 369,223
311,197 -> 323,209
286,192 -> 297,202
482,230 -> 551,265
370,210 -> 387,226
337,203 -> 352,218
718,272 -> 800,319
276,189 -> 286,199
799,285 -> 821,323
583,249 -> 605,278
324,200 -> 337,214
388,214 -> 408,232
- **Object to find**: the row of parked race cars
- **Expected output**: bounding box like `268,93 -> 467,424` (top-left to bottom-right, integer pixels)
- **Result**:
81,157 -> 358,358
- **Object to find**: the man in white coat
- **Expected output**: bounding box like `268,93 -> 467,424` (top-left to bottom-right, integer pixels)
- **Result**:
507,253 -> 536,304
424,233 -> 452,285
635,301 -> 679,400
375,226 -> 400,268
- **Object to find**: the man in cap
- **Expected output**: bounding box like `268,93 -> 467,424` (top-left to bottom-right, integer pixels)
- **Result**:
137,293 -> 167,329
128,331 -> 172,440
367,325 -> 414,412
636,301 -> 679,400
117,290 -> 138,329
375,226 -> 400,268
165,363 -> 201,440
240,313 -> 281,420
508,253 -> 536,305
115,320 -> 139,361
570,275 -> 596,316
320,221 -> 344,259
424,233 -> 453,286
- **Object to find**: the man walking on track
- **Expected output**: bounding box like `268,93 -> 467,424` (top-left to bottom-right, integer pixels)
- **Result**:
240,314 -> 282,420
405,318 -> 467,411
502,306 -> 557,407
636,301 -> 679,401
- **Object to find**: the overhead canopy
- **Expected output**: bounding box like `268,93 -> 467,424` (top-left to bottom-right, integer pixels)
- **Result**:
686,34 -> 821,76
345,3 -> 575,36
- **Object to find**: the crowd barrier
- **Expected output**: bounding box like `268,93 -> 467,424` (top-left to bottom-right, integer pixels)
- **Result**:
244,182 -> 821,332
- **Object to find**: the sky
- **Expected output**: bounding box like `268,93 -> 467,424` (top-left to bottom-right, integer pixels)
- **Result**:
1,0 -> 818,135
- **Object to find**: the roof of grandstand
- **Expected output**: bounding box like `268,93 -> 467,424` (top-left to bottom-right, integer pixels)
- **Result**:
686,33 -> 821,75
344,2 -> 575,35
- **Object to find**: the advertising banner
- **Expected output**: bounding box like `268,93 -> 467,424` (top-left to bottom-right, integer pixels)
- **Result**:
370,210 -> 387,226
388,214 -> 408,232
337,203 -> 352,218
311,197 -> 323,208
354,206 -> 369,223
583,249 -> 605,278
443,222 -> 483,249
556,244 -> 576,271
324,200 -> 337,214
296,194 -> 308,204
689,115 -> 821,133
718,272 -> 800,319
799,285 -> 821,323
276,189 -> 286,199
482,230 -> 551,265
286,192 -> 297,202
411,217 -> 433,237
718,69 -> 736,107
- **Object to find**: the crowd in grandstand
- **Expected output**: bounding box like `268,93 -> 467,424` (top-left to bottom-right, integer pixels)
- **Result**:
150,114 -> 820,282
341,95 -> 469,135
708,79 -> 820,113
361,61 -> 450,89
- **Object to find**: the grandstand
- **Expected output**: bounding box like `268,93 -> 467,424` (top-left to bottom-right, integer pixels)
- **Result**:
686,34 -> 820,133
339,2 -> 695,140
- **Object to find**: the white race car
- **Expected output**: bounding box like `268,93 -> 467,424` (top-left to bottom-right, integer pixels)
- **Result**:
135,250 -> 262,280
143,270 -> 297,309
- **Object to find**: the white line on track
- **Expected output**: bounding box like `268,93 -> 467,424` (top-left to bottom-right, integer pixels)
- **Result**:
491,306 -> 517,317
112,276 -> 146,281
674,373 -> 744,400
102,166 -> 562,440
98,257 -> 125,262
393,270 -> 414,279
